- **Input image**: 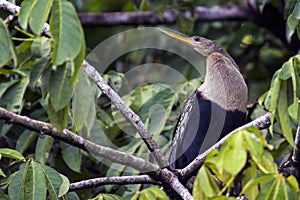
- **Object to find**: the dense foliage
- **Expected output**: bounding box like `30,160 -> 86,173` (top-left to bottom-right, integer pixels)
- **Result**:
0,0 -> 300,199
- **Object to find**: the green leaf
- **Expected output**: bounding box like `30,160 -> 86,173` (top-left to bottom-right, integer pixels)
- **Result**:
50,0 -> 84,66
131,187 -> 166,200
8,165 -> 26,199
63,192 -> 80,200
47,100 -> 69,132
72,38 -> 85,84
49,61 -> 74,111
287,15 -> 298,38
25,161 -> 47,200
0,19 -> 17,67
289,57 -> 299,122
8,160 -> 47,200
241,161 -> 258,199
0,190 -> 9,200
96,106 -> 114,127
72,72 -> 95,131
292,0 -> 300,19
31,37 -> 51,58
240,174 -> 276,195
268,75 -> 281,134
6,77 -> 29,114
0,148 -> 25,161
16,130 -> 38,153
90,193 -> 124,200
287,175 -> 299,191
19,0 -> 53,35
41,164 -> 63,199
0,168 -> 5,177
279,59 -> 292,80
30,56 -> 51,88
277,81 -> 295,148
61,142 -> 81,173
58,174 -> 70,197
222,132 -> 247,176
175,0 -> 195,35
147,0 -> 167,19
193,167 -> 220,198
140,87 -> 176,137
0,80 -> 19,98
35,136 -> 54,164
256,151 -> 278,174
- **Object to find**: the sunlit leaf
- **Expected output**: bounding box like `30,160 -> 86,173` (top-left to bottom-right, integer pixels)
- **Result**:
0,148 -> 25,161
131,187 -> 167,200
287,175 -> 299,191
193,167 -> 220,198
223,133 -> 247,176
89,193 -> 124,200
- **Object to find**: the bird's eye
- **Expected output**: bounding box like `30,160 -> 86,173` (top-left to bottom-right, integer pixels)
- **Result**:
192,36 -> 201,42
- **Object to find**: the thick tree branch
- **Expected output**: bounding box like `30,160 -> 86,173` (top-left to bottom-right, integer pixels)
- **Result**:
0,107 -> 158,172
180,112 -> 272,179
82,61 -> 168,168
78,4 -> 252,26
69,175 -> 158,191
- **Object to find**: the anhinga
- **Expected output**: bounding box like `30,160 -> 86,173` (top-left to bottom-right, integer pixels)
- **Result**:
159,29 -> 248,169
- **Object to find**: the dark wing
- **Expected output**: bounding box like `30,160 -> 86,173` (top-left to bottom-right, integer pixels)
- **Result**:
169,91 -> 201,169
169,90 -> 247,169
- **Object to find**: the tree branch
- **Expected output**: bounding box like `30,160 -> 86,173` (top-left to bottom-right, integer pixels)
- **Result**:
0,107 -> 158,172
78,4 -> 252,26
180,112 -> 272,179
292,124 -> 300,164
279,124 -> 300,180
69,175 -> 158,191
82,61 -> 168,168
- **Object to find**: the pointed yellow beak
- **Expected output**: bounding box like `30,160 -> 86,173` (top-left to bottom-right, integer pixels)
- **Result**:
157,28 -> 193,46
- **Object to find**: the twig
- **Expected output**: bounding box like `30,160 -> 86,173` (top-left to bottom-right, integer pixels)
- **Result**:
69,175 -> 158,191
78,4 -> 252,26
180,112 -> 272,178
278,124 -> 300,180
292,124 -> 300,164
0,107 -> 158,172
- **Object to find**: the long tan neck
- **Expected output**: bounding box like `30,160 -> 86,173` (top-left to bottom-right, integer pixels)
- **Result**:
198,52 -> 248,112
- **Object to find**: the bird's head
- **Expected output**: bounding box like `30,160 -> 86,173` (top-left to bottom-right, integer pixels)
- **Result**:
158,28 -> 223,57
